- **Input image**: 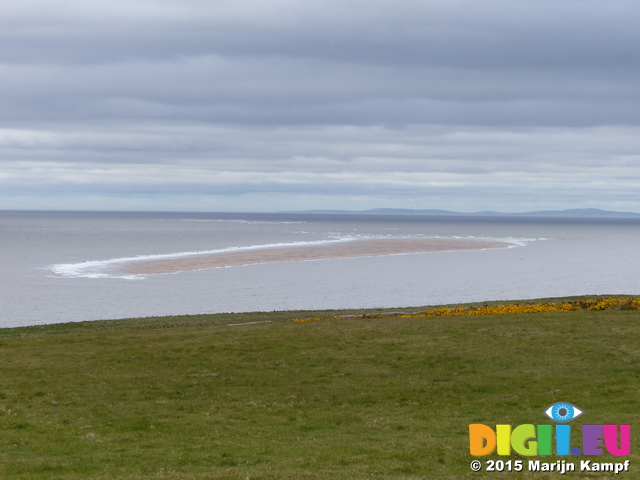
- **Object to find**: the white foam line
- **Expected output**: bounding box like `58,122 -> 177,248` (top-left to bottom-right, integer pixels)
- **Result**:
178,219 -> 307,224
48,235 -> 542,279
48,237 -> 365,279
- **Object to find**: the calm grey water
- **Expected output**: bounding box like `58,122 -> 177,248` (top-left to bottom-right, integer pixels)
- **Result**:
1,211 -> 639,328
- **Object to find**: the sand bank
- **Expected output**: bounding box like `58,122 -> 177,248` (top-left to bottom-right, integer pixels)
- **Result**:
124,238 -> 510,275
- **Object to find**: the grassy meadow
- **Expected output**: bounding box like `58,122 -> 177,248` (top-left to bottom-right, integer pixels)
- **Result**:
1,296 -> 639,479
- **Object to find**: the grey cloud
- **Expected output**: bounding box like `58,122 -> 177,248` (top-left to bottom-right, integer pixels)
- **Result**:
1,52 -> 639,128
2,0 -> 640,128
1,0 -> 640,211
2,123 -> 639,163
3,174 -> 639,215
2,1 -> 640,70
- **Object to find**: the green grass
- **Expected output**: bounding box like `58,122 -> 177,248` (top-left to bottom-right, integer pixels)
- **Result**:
1,296 -> 639,479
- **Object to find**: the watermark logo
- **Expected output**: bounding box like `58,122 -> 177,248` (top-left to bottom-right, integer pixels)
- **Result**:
468,403 -> 631,474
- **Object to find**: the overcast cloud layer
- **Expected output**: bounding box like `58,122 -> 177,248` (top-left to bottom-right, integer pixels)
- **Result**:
2,0 -> 639,212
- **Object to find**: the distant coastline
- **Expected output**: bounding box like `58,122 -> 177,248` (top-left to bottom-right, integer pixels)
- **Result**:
295,207 -> 640,218
2,208 -> 640,219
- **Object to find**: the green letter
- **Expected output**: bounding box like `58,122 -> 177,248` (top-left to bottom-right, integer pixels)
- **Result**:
511,424 -> 538,456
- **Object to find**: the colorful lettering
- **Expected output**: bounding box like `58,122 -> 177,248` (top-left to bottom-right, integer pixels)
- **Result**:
469,423 -> 630,457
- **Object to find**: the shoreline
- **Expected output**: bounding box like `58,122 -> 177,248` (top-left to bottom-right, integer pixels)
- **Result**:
124,238 -> 511,275
0,294 -> 630,333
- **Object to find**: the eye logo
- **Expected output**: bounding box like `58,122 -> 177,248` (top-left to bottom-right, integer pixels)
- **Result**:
544,402 -> 583,422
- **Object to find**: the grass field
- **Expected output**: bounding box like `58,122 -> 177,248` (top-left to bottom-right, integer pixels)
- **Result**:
1,296 -> 639,479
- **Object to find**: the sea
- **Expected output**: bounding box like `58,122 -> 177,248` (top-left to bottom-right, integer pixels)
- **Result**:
1,210 -> 639,328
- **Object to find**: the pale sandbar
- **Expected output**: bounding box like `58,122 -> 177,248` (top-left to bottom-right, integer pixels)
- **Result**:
124,238 -> 510,275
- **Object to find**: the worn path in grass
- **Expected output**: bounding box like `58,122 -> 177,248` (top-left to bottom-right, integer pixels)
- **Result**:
1,299 -> 639,479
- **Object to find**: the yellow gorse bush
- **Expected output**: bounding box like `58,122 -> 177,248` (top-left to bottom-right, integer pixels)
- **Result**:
293,297 -> 640,323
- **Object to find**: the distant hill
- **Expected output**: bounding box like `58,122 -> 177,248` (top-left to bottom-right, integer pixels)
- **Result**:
299,208 -> 640,218
518,208 -> 640,217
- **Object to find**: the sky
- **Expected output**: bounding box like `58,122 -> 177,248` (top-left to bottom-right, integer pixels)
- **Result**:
1,0 -> 640,213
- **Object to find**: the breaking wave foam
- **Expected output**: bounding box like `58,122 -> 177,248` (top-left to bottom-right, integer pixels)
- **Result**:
49,237 -> 361,279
